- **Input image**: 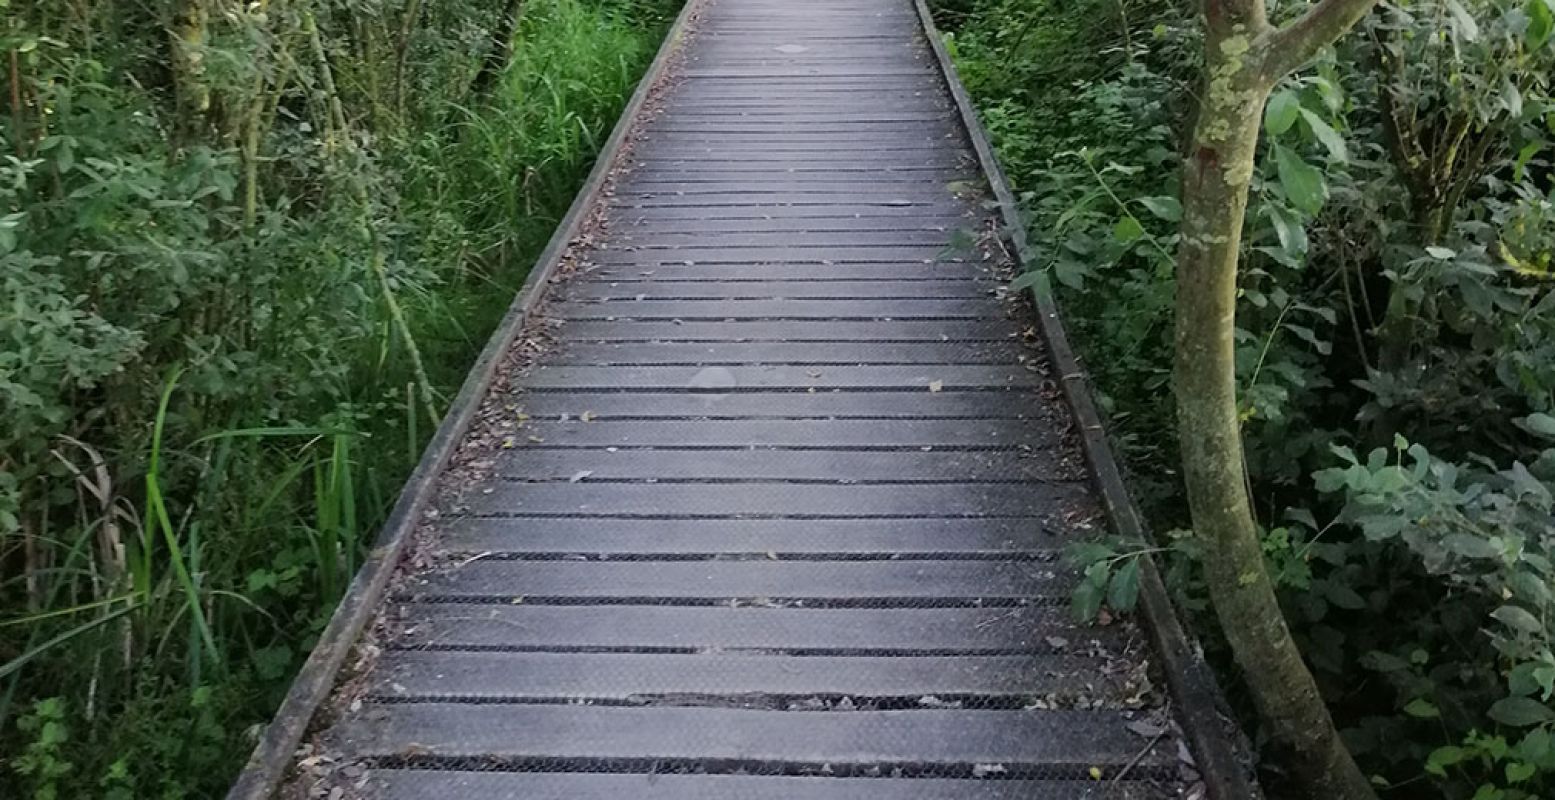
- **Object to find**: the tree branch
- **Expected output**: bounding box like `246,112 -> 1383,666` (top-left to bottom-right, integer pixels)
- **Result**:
1261,0 -> 1383,78
1204,0 -> 1270,40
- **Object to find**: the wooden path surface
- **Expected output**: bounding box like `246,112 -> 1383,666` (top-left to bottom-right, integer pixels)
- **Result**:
258,0 -> 1226,797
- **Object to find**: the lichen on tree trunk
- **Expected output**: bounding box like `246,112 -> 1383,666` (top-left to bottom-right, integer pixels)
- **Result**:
1172,0 -> 1385,796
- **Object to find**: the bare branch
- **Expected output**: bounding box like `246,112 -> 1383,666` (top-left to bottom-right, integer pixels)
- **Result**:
1261,0 -> 1384,78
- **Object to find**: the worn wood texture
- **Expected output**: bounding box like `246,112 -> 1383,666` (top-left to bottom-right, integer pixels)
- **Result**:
250,0 -> 1253,797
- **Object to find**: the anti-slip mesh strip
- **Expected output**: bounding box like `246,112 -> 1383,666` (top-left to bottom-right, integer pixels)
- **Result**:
362,755 -> 1180,783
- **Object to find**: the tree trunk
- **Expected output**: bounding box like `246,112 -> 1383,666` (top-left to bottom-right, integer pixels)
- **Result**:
1173,0 -> 1383,797
170,0 -> 212,144
393,0 -> 425,122
465,0 -> 526,101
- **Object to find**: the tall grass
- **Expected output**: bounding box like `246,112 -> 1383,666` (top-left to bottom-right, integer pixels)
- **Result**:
1,1 -> 679,796
399,0 -> 662,343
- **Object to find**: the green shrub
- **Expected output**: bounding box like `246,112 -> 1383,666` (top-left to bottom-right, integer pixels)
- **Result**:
936,0 -> 1555,794
1,0 -> 680,795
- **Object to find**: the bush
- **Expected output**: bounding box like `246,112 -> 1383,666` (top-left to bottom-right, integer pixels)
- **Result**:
0,0 -> 681,795
935,0 -> 1555,794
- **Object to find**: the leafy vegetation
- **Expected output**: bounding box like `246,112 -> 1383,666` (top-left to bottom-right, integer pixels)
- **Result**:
934,0 -> 1555,795
0,0 -> 680,795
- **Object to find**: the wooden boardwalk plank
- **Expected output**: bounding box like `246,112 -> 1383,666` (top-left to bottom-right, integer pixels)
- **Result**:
506,390 -> 1057,418
370,772 -> 1166,800
519,364 -> 1040,389
538,340 -> 1029,363
331,705 -> 1173,766
432,517 -> 1083,554
393,604 -> 1118,651
263,0 -> 1201,797
404,560 -> 1074,600
370,651 -> 1117,699
505,419 -> 1061,447
454,482 -> 1083,516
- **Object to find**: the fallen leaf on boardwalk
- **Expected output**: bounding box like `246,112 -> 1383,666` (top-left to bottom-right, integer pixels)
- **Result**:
570,470 -> 594,483
580,410 -> 597,422
1126,719 -> 1167,738
1089,766 -> 1104,780
971,764 -> 1006,778
1178,739 -> 1197,766
928,380 -> 944,392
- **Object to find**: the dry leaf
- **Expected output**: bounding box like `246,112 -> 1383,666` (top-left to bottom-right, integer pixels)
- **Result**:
1126,719 -> 1166,738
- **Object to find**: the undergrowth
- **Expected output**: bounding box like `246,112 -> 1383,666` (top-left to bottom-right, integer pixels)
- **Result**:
934,0 -> 1555,796
0,0 -> 680,796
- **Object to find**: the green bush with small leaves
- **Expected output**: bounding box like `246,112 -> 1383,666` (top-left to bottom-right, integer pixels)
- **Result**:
935,0 -> 1555,794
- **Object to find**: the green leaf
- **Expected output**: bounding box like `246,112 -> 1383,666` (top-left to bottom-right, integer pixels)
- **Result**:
1108,558 -> 1141,611
1515,142 -> 1542,181
1510,663 -> 1545,697
1325,581 -> 1367,610
1524,413 -> 1555,439
1503,79 -> 1524,118
1029,270 -> 1054,300
1267,204 -> 1309,257
1008,270 -> 1045,292
1313,467 -> 1347,494
1298,109 -> 1348,162
1113,215 -> 1145,244
1445,0 -> 1481,40
1072,578 -> 1105,622
1426,745 -> 1468,777
1493,605 -> 1544,634
1405,697 -> 1441,718
1274,144 -> 1327,216
1425,246 -> 1457,259
1066,541 -> 1117,566
1265,91 -> 1301,136
1361,650 -> 1411,672
1515,727 -> 1552,762
1490,696 -> 1555,727
1528,0 -> 1554,49
1137,195 -> 1182,222
1507,761 -> 1537,784
1511,571 -> 1555,606
1443,533 -> 1500,559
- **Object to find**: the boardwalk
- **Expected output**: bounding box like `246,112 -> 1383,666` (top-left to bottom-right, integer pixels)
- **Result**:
250,0 -> 1222,798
